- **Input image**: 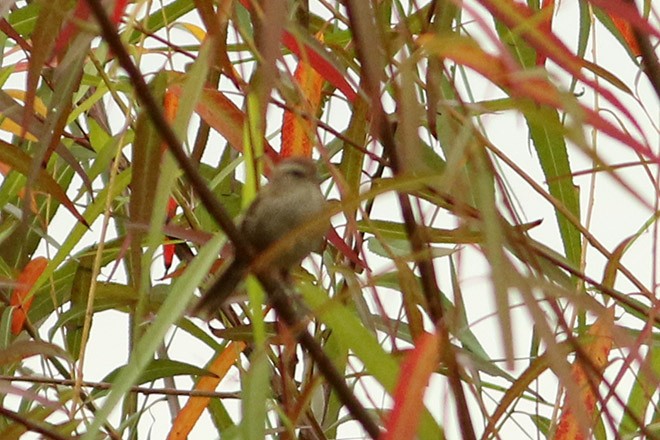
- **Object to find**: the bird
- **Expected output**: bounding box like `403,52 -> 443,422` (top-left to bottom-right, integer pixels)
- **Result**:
192,157 -> 329,317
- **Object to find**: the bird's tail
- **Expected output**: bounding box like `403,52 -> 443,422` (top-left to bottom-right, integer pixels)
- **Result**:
190,261 -> 246,318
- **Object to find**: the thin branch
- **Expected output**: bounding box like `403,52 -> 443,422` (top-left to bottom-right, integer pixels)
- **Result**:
0,375 -> 239,399
260,279 -> 382,438
18,318 -> 121,439
0,406 -> 70,440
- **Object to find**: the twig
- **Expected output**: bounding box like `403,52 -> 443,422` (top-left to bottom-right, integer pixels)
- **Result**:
0,406 -> 70,440
0,375 -> 239,399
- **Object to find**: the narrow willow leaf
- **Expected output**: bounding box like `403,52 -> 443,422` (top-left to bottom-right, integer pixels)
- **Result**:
526,107 -> 581,267
241,349 -> 270,440
101,359 -> 214,389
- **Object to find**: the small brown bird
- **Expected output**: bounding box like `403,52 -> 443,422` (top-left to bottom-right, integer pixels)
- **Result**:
192,157 -> 328,317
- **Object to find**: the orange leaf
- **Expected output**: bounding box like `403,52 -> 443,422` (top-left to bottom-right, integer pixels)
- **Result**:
281,33 -> 326,158
167,341 -> 247,439
0,91 -> 94,198
383,332 -> 441,440
609,14 -> 641,57
163,90 -> 179,148
0,90 -> 47,141
583,308 -> 615,370
553,308 -> 614,440
281,32 -> 357,102
10,257 -> 49,334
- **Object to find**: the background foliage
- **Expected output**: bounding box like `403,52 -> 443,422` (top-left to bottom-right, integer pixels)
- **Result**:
0,0 -> 658,439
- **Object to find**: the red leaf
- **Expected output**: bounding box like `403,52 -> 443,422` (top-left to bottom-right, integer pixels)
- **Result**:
112,0 -> 129,24
164,197 -> 178,272
326,227 -> 366,270
535,0 -> 555,66
166,196 -> 178,222
163,241 -> 175,273
588,0 -> 660,39
419,34 -> 660,165
54,0 -> 91,59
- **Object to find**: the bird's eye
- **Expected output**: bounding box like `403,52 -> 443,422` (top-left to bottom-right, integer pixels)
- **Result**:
288,168 -> 307,178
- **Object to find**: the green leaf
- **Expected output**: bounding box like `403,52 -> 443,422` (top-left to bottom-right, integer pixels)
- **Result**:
32,169 -> 132,293
0,340 -> 70,365
366,236 -> 455,260
130,74 -> 168,233
7,2 -> 40,36
0,307 -> 14,350
100,359 -> 215,388
357,219 -> 483,244
25,0 -> 72,158
241,349 -> 270,439
619,346 -> 660,435
125,0 -> 195,44
525,106 -> 581,267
